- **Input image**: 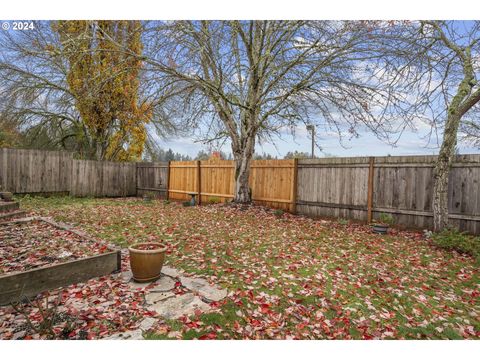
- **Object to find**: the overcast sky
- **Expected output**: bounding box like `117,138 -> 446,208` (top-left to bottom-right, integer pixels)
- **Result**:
158,124 -> 480,158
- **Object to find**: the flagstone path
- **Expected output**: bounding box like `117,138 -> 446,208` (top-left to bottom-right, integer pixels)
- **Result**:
104,265 -> 227,340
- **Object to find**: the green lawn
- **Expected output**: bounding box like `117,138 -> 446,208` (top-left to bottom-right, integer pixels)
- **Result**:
18,195 -> 480,339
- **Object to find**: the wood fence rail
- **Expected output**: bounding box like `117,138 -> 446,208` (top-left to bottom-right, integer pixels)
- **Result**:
1,148 -> 480,234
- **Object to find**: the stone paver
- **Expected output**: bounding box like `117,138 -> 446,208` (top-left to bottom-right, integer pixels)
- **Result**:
180,276 -> 227,302
148,293 -> 210,319
150,276 -> 175,292
145,291 -> 175,305
104,329 -> 144,340
138,317 -> 156,331
127,280 -> 153,290
12,331 -> 26,340
161,266 -> 182,278
110,266 -> 227,330
118,270 -> 133,282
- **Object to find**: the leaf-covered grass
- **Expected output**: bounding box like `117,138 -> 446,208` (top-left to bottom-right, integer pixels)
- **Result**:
19,196 -> 480,339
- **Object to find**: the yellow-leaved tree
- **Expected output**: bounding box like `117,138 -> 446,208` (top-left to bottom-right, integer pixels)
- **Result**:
54,20 -> 151,161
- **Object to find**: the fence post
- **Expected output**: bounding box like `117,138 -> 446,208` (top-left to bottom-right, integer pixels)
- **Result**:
197,160 -> 202,205
291,158 -> 298,214
166,161 -> 171,200
367,156 -> 375,223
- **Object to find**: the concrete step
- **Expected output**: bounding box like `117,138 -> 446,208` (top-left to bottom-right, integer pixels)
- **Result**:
0,210 -> 27,222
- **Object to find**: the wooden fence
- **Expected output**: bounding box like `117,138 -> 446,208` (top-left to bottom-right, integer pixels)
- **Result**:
163,159 -> 296,211
2,148 -> 480,234
0,148 -> 72,193
297,155 -> 480,234
0,148 -> 136,197
136,161 -> 169,198
70,160 -> 137,197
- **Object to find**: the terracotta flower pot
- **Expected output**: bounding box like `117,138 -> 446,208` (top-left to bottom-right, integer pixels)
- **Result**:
128,242 -> 166,282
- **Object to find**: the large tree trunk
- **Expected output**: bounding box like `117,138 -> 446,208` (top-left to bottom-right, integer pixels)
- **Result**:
432,114 -> 461,232
232,134 -> 255,203
95,142 -> 104,161
233,149 -> 253,203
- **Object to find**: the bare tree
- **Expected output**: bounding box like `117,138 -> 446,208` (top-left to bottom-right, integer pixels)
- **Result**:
379,21 -> 480,231
334,20 -> 480,231
0,22 -> 84,152
422,21 -> 480,231
0,21 -> 176,159
138,21 -> 418,203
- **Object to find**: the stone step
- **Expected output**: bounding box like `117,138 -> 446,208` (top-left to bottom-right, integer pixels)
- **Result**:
0,201 -> 19,213
0,210 -> 27,222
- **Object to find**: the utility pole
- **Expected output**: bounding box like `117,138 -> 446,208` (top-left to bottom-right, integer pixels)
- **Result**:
306,124 -> 315,159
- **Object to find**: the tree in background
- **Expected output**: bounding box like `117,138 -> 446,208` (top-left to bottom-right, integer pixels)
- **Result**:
253,153 -> 277,160
0,118 -> 23,147
283,151 -> 311,159
194,149 -> 230,160
54,21 -> 151,161
142,141 -> 192,161
139,21 -> 414,203
0,21 -> 173,160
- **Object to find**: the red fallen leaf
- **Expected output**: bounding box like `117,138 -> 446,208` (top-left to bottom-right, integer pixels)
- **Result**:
250,319 -> 262,327
234,299 -> 243,306
296,322 -> 307,330
209,301 -> 221,308
187,321 -> 200,328
260,306 -> 271,314
199,332 -> 217,340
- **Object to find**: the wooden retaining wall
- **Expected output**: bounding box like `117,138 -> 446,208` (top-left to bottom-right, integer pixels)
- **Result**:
0,217 -> 121,305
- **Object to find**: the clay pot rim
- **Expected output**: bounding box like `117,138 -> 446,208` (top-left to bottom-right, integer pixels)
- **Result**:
128,242 -> 166,254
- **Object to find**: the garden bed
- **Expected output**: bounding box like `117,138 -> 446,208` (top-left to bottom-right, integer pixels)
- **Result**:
0,217 -> 121,305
